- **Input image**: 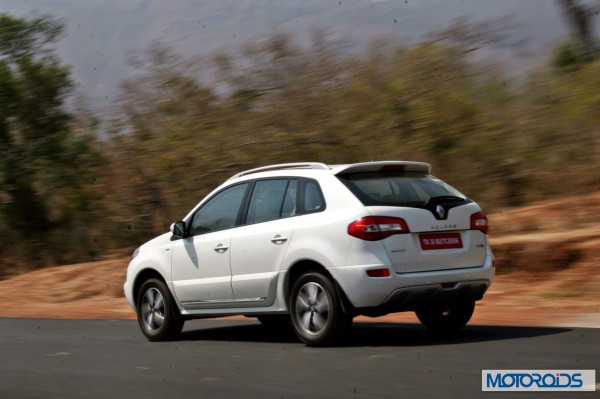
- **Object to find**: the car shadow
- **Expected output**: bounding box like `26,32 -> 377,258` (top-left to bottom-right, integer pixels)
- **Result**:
179,320 -> 298,344
176,319 -> 572,347
345,322 -> 571,347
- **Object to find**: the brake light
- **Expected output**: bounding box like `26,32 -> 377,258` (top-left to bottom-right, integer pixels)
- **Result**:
470,211 -> 489,234
348,216 -> 410,241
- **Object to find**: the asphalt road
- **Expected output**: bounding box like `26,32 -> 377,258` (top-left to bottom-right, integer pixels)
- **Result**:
0,318 -> 597,399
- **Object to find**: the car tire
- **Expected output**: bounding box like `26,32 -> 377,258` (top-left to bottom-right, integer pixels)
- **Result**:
415,300 -> 475,332
289,272 -> 352,346
257,314 -> 292,330
137,279 -> 184,341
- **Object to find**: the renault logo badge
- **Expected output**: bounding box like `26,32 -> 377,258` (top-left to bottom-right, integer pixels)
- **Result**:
436,204 -> 446,219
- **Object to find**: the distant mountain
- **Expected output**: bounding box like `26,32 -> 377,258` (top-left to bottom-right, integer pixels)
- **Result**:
1,0 -> 567,109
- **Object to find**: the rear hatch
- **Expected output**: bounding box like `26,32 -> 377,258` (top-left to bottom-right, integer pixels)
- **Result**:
336,162 -> 488,274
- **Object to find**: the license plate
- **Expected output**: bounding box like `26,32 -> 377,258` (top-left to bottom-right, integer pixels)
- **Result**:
419,232 -> 463,250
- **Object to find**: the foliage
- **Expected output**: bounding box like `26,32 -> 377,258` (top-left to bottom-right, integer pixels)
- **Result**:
555,0 -> 599,63
551,38 -> 599,70
2,12 -> 600,272
0,14 -> 102,270
106,31 -> 600,247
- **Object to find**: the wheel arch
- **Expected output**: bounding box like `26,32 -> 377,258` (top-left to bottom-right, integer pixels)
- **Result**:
132,268 -> 168,308
284,260 -> 354,315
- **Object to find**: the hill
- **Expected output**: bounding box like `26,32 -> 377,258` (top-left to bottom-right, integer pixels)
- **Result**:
0,193 -> 598,327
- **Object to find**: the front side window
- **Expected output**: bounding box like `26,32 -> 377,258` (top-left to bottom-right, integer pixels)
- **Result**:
190,183 -> 248,235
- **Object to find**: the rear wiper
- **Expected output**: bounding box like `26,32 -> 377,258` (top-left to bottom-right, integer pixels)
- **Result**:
425,195 -> 465,205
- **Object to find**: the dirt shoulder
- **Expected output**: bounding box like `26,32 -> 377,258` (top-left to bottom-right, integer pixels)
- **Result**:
1,194 -> 598,327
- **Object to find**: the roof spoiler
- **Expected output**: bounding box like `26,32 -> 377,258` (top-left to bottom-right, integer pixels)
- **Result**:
332,161 -> 431,175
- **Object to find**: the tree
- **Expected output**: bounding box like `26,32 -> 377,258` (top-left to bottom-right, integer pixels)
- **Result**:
556,0 -> 599,61
0,14 -> 98,268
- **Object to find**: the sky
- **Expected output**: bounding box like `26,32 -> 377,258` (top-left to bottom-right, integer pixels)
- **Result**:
1,0 -> 567,109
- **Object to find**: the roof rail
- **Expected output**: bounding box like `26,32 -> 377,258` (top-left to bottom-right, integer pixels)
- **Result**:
228,162 -> 329,180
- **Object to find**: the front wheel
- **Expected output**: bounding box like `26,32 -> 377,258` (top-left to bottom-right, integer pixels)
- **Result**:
289,272 -> 352,346
136,279 -> 184,341
415,300 -> 475,332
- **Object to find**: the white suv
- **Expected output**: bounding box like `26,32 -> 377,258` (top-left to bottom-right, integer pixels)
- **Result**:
124,161 -> 494,345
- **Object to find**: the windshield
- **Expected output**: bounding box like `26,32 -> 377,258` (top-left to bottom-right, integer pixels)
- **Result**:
337,171 -> 466,206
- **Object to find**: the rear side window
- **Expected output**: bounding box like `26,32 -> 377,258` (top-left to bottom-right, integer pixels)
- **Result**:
243,178 -> 324,224
246,179 -> 298,224
337,171 -> 466,206
301,180 -> 325,213
281,180 -> 298,217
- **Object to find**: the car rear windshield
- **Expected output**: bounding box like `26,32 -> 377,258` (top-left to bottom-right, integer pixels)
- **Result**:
337,171 -> 467,206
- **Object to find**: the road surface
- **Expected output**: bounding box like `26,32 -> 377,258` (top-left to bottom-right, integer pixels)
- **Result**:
0,318 -> 597,398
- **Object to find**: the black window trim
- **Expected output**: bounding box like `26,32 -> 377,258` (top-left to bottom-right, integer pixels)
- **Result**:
186,176 -> 328,234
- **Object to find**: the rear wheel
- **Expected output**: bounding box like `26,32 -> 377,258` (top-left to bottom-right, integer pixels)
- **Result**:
415,300 -> 475,332
289,272 -> 352,346
137,279 -> 184,341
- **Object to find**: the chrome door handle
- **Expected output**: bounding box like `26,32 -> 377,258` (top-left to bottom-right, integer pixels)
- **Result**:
271,235 -> 288,244
214,244 -> 229,253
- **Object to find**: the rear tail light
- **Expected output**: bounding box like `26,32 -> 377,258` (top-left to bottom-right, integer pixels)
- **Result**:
348,216 -> 410,241
470,211 -> 489,234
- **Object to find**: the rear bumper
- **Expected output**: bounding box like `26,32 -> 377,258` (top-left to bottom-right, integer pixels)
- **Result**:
328,253 -> 494,311
360,279 -> 489,316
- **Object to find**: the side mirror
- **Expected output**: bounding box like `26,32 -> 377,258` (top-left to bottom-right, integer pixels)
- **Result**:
170,221 -> 186,239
